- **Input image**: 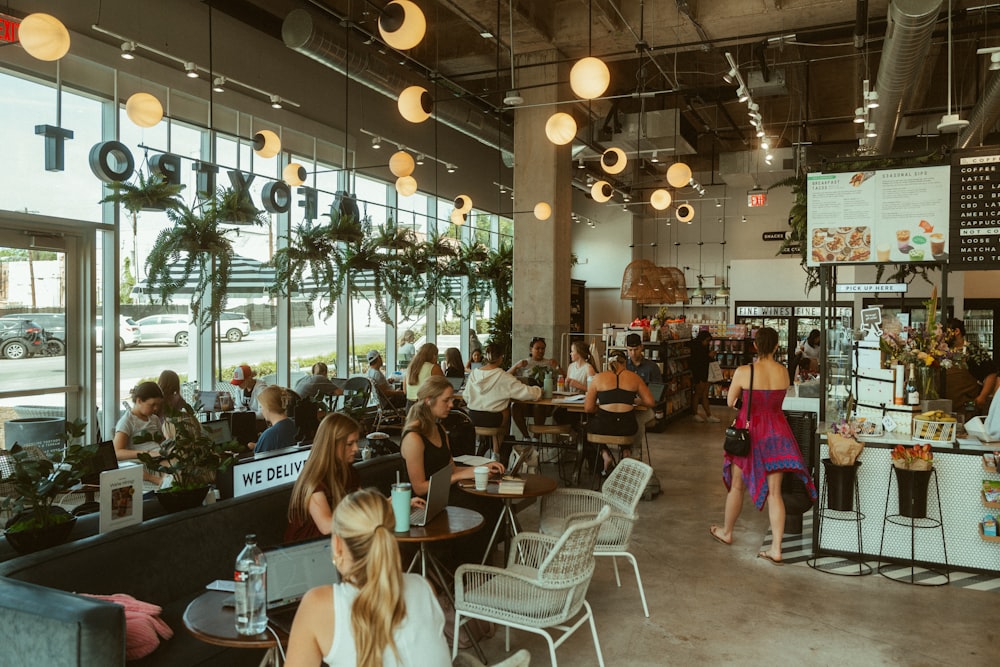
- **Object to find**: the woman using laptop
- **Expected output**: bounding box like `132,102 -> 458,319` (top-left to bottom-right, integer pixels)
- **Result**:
285,489 -> 450,666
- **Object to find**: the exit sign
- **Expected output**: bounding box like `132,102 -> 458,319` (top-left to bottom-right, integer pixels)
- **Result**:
0,14 -> 20,44
747,189 -> 767,207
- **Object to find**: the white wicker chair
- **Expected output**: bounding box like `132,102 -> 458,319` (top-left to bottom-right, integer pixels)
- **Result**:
539,458 -> 653,617
452,506 -> 610,667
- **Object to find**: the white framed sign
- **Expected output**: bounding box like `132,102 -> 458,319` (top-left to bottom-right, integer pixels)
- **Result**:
99,466 -> 144,533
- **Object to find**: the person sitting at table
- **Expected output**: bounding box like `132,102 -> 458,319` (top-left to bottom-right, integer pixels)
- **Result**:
231,363 -> 267,418
294,362 -> 343,403
284,489 -> 450,667
508,336 -> 562,439
404,343 -> 443,408
443,347 -> 465,378
585,349 -> 655,475
565,340 -> 598,392
464,342 -> 543,460
114,381 -> 165,462
286,414 -> 424,543
250,386 -> 297,454
156,369 -> 200,441
366,350 -> 405,408
398,330 -> 417,365
465,348 -> 484,372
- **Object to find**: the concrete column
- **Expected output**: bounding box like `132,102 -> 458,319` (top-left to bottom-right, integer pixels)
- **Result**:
512,51 -> 573,361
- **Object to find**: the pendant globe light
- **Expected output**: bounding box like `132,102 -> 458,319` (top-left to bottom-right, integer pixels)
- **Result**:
601,147 -> 627,174
666,162 -> 693,188
650,189 -> 672,211
545,112 -> 576,145
450,210 -> 467,225
454,195 -> 473,214
18,13 -> 71,61
389,150 -> 415,177
398,85 -> 432,123
533,202 -> 552,220
591,180 -> 613,203
125,92 -> 163,128
676,203 -> 695,223
282,162 -> 306,186
395,175 -> 418,196
252,129 -> 281,158
378,0 -> 426,51
570,57 -> 610,99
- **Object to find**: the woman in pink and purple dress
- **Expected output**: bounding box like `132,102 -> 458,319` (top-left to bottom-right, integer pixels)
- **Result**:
709,327 -> 816,564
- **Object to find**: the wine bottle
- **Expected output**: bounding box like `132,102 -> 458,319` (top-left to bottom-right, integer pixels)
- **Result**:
905,363 -> 920,406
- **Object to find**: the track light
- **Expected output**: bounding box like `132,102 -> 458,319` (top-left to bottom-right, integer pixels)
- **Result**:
446,163 -> 456,173
865,122 -> 877,138
120,41 -> 136,60
737,86 -> 749,102
760,138 -> 770,150
747,102 -> 759,116
764,152 -> 774,164
415,153 -> 425,165
756,128 -> 765,138
270,94 -> 283,109
723,68 -> 737,84
854,107 -> 865,123
184,62 -> 199,78
866,90 -> 879,109
371,136 -> 382,150
715,200 -> 722,208
742,215 -> 747,223
212,77 -> 226,93
650,151 -> 660,163
992,53 -> 1000,71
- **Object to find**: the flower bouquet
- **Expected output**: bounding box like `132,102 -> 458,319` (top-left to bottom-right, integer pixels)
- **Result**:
827,419 -> 865,465
890,443 -> 934,470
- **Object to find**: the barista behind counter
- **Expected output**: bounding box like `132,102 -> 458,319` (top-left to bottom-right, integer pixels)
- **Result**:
944,318 -> 998,415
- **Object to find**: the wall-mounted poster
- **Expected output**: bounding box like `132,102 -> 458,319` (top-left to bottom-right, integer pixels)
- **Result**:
806,165 -> 951,266
950,149 -> 1000,270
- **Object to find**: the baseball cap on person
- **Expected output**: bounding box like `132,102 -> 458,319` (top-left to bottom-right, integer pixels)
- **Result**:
625,333 -> 643,347
367,349 -> 382,363
231,364 -> 252,385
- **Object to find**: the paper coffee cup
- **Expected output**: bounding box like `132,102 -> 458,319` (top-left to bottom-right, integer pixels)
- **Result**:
474,466 -> 490,491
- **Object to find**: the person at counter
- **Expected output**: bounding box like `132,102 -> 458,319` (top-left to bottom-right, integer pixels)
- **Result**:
945,318 -> 998,414
709,327 -> 816,565
793,329 -> 821,374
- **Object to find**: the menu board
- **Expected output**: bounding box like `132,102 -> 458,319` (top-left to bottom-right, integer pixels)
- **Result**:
806,165 -> 951,266
950,149 -> 1000,269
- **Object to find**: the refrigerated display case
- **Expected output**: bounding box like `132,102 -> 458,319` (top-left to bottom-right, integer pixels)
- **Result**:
861,297 -> 954,334
734,304 -> 853,367
963,299 -> 999,361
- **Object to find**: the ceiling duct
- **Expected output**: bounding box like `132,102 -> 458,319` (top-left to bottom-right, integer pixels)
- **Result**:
718,148 -> 795,189
956,70 -> 1000,149
282,8 -> 513,166
866,0 -> 944,155
609,109 -> 698,157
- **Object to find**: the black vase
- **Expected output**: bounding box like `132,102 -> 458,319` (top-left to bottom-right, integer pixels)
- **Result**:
894,467 -> 932,519
155,486 -> 210,513
823,459 -> 861,511
3,507 -> 77,555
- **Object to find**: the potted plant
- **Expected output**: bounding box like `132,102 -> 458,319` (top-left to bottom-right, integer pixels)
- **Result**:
890,443 -> 935,519
1,419 -> 92,554
136,408 -> 241,513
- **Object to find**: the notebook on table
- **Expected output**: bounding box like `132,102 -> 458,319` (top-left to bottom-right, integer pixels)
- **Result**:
409,463 -> 452,526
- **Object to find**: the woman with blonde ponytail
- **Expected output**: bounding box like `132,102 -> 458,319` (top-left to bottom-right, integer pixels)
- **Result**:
285,489 -> 450,666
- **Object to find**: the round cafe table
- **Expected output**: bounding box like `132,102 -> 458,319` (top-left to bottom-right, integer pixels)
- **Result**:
183,590 -> 284,665
458,473 -> 558,564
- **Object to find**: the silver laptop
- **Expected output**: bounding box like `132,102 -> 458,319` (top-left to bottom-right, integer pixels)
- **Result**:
409,463 -> 452,526
264,538 -> 340,632
201,419 -> 232,445
446,376 -> 465,393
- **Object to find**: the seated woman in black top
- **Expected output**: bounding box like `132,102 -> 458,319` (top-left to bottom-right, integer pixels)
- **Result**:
444,347 -> 465,379
585,350 -> 655,470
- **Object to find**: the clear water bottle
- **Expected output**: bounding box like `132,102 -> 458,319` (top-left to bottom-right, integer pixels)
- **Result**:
234,534 -> 267,635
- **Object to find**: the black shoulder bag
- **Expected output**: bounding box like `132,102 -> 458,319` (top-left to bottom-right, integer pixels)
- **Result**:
723,364 -> 753,457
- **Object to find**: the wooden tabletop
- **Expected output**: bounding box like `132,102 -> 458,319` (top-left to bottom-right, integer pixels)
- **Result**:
183,590 -> 285,650
458,473 -> 559,499
394,506 -> 484,543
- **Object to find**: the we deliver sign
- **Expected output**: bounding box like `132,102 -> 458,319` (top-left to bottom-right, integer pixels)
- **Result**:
232,448 -> 311,497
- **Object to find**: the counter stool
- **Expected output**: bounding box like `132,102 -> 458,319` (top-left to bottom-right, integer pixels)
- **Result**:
529,423 -> 579,485
877,466 -> 949,586
586,433 -> 633,489
807,460 -> 871,576
474,425 -> 504,460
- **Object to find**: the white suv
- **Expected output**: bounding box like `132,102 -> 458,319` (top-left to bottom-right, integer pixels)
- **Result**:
96,315 -> 142,351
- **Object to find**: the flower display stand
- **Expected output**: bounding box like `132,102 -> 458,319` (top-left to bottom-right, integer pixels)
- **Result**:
808,459 -> 872,576
877,465 -> 949,586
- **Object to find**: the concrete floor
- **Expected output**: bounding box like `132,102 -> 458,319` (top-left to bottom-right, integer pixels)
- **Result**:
465,410 -> 997,667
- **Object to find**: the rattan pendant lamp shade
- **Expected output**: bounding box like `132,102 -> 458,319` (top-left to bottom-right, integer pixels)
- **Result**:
620,261 -> 689,305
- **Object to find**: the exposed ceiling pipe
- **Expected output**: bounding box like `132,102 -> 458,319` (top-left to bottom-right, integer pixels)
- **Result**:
281,8 -> 514,166
866,0 -> 944,154
956,70 -> 1000,148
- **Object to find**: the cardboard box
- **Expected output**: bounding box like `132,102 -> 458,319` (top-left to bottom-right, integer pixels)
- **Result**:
856,371 -> 895,405
855,340 -> 883,370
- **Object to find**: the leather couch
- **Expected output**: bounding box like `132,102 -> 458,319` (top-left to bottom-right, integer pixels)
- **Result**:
0,453 -> 405,666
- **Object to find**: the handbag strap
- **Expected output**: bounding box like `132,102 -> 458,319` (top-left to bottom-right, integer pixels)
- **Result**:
745,363 -> 754,426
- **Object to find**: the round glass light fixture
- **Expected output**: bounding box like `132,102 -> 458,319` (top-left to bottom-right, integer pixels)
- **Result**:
252,129 -> 281,158
601,147 -> 627,175
398,85 -> 432,123
545,112 -> 577,145
454,195 -> 473,214
533,202 -> 552,221
395,175 -> 418,196
283,163 -> 306,186
676,203 -> 695,223
19,13 -> 71,61
666,162 -> 693,188
125,92 -> 163,128
388,150 -> 415,177
591,180 -> 613,203
450,209 -> 467,225
650,189 -> 672,211
569,56 -> 610,100
378,0 -> 426,51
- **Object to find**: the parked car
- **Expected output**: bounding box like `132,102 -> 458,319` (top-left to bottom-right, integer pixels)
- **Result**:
0,318 -> 45,360
96,315 -> 142,351
135,311 -> 250,346
0,313 -> 64,356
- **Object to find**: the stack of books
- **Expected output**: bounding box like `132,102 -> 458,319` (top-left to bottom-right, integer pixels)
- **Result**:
497,475 -> 526,494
